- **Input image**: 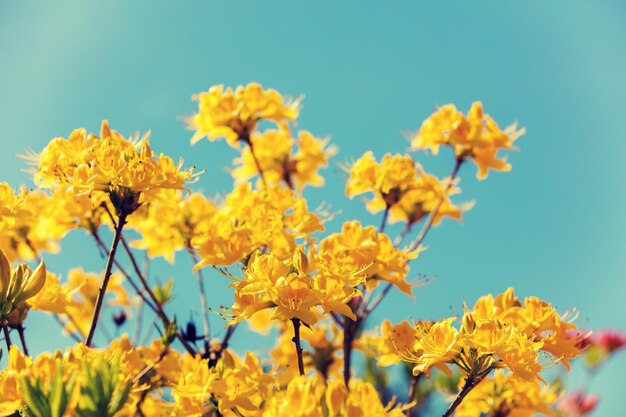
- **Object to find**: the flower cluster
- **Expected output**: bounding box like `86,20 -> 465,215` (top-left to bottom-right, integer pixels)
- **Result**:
345,152 -> 470,227
380,288 -> 584,382
188,82 -> 300,146
232,128 -> 336,190
27,121 -> 197,216
411,102 -> 525,179
0,82 -> 619,417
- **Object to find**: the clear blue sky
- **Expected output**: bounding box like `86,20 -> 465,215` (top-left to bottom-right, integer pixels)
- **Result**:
1,1 -> 625,415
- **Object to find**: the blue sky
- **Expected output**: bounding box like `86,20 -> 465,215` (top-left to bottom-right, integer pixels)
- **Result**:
1,1 -> 626,415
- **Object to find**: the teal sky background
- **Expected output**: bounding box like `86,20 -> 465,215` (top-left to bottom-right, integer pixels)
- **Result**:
2,1 -> 626,415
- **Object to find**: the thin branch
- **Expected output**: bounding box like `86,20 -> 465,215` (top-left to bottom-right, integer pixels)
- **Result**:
101,203 -> 196,356
187,247 -> 211,355
118,233 -> 197,355
364,283 -> 393,316
2,323 -> 12,351
409,158 -> 463,253
243,135 -> 268,188
342,317 -> 359,387
379,204 -> 391,233
91,229 -> 159,315
405,374 -> 423,417
86,210 -> 127,347
394,223 -> 412,247
16,324 -> 29,356
291,318 -> 305,376
210,324 -> 238,367
442,373 -> 485,417
53,315 -> 82,343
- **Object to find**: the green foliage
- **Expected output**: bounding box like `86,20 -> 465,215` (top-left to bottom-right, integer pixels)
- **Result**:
19,359 -> 75,417
153,279 -> 175,307
75,355 -> 131,417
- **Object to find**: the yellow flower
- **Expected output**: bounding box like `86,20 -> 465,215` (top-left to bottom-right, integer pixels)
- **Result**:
0,182 -> 31,221
188,82 -> 300,146
412,102 -> 525,179
455,370 -> 559,417
470,288 -> 584,371
27,270 -> 74,315
318,221 -> 417,296
0,189 -> 74,262
0,250 -> 46,320
192,184 -> 325,269
232,128 -> 336,190
129,190 -> 217,263
326,378 -> 408,417
262,375 -> 325,417
29,121 -> 198,216
57,268 -> 135,337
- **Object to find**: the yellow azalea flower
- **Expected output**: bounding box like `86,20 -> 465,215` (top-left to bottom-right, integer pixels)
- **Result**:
0,182 -> 31,221
262,375 -> 326,417
188,82 -> 300,146
232,128 -> 337,190
129,190 -> 217,263
47,185 -> 110,232
345,152 -> 420,210
57,268 -> 135,337
389,173 -> 473,227
192,184 -> 325,269
0,250 -> 46,320
270,329 -> 313,385
0,346 -> 32,416
383,290 -> 585,385
318,221 -> 417,296
455,370 -> 559,417
470,288 -> 584,371
173,350 -> 274,416
29,121 -> 198,216
27,270 -> 74,315
0,189 -> 74,262
412,102 -> 525,179
226,248 -> 362,330
363,320 -> 425,367
326,378 -> 408,417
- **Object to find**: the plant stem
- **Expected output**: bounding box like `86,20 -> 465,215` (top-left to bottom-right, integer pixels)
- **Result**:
442,374 -> 484,417
16,324 -> 29,356
2,323 -> 12,351
117,233 -> 196,355
379,204 -> 391,233
394,223 -> 412,247
188,247 -> 211,355
53,315 -> 82,343
100,204 -> 196,356
342,316 -> 359,387
209,324 -> 238,367
86,210 -> 127,347
291,318 -> 305,376
91,229 -> 159,315
410,158 -> 463,253
405,374 -> 423,417
243,135 -> 268,188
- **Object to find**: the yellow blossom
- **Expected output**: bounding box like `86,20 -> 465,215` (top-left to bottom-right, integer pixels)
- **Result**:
412,102 -> 525,179
232,128 -> 336,189
0,250 -> 46,320
28,121 -> 198,216
455,370 -> 559,417
188,82 -> 300,146
318,221 -> 417,296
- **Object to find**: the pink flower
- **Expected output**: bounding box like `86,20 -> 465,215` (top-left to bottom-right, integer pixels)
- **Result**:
591,330 -> 626,354
558,390 -> 599,417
